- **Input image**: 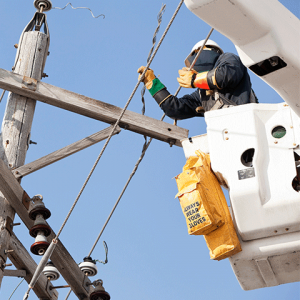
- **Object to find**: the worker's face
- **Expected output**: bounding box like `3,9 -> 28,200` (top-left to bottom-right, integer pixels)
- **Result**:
187,48 -> 220,73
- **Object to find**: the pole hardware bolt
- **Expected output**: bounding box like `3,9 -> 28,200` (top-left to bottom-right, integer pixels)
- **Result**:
14,44 -> 18,48
42,73 -> 48,78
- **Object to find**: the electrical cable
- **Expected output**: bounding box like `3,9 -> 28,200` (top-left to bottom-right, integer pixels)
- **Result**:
141,4 -> 166,116
8,278 -> 25,300
87,26 -> 215,257
53,2 -> 105,19
22,1 -> 185,299
0,90 -> 6,103
173,27 -> 214,125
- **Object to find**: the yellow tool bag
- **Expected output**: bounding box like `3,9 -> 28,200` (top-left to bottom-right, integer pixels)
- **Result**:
175,154 -> 224,235
176,151 -> 242,260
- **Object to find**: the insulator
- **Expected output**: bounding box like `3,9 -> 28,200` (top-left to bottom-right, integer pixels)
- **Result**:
43,261 -> 60,281
29,214 -> 51,237
29,223 -> 51,238
90,280 -> 110,300
33,0 -> 52,12
30,231 -> 50,255
29,200 -> 51,220
79,256 -> 98,277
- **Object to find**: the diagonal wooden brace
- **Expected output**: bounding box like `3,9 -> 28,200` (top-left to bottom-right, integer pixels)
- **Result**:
0,157 -> 93,299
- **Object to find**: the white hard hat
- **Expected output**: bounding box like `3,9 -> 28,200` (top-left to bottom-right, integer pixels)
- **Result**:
185,39 -> 223,68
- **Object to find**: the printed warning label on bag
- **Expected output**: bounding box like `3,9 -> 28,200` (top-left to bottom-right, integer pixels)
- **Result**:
184,201 -> 207,229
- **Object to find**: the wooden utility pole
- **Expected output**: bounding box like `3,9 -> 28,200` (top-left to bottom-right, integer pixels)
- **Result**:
0,12 -> 49,286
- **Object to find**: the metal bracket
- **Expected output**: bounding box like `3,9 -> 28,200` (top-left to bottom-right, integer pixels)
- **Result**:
4,216 -> 13,235
3,269 -> 27,278
22,76 -> 37,91
82,275 -> 91,293
22,191 -> 31,210
45,278 -> 58,298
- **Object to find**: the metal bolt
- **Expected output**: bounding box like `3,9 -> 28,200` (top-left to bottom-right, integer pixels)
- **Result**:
15,171 -> 19,175
12,223 -> 21,227
293,143 -> 296,146
14,44 -> 18,49
274,230 -> 278,233
225,137 -> 229,140
42,73 -> 48,78
4,250 -> 14,254
47,51 -> 50,56
274,141 -> 278,144
224,131 -> 228,134
12,67 -> 15,71
29,140 -> 37,145
285,228 -> 289,231
3,263 -> 13,267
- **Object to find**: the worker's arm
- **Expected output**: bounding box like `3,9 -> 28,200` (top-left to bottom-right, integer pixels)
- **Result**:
177,53 -> 246,90
138,66 -> 203,119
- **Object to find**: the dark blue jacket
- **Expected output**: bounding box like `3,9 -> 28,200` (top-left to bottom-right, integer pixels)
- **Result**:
153,53 -> 255,119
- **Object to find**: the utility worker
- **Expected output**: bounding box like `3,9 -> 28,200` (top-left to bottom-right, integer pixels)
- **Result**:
138,40 -> 257,119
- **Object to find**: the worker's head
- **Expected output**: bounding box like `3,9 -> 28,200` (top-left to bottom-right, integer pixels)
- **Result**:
185,39 -> 223,73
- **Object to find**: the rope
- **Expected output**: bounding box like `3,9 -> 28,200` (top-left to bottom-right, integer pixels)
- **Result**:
8,278 -> 25,300
141,4 -> 166,116
22,1 -> 185,298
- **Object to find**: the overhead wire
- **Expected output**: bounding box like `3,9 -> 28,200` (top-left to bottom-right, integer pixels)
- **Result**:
52,2 -> 105,19
88,26 -> 215,257
22,1 -> 185,299
141,4 -> 166,116
8,278 -> 25,300
0,90 -> 6,103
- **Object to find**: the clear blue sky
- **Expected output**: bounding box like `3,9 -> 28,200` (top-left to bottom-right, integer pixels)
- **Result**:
0,0 -> 299,299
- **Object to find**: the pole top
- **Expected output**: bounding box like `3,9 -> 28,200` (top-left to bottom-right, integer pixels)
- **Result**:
33,0 -> 52,12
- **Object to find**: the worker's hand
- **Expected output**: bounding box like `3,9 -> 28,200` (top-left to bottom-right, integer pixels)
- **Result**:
137,66 -> 156,89
177,67 -> 198,88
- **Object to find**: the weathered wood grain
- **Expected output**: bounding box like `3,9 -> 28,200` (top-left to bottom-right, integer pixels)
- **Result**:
0,31 -> 49,288
8,233 -> 59,299
0,68 -> 189,146
14,125 -> 121,179
0,157 -> 93,299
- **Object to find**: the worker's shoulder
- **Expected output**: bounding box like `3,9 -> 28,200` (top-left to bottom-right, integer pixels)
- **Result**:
217,52 -> 244,66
